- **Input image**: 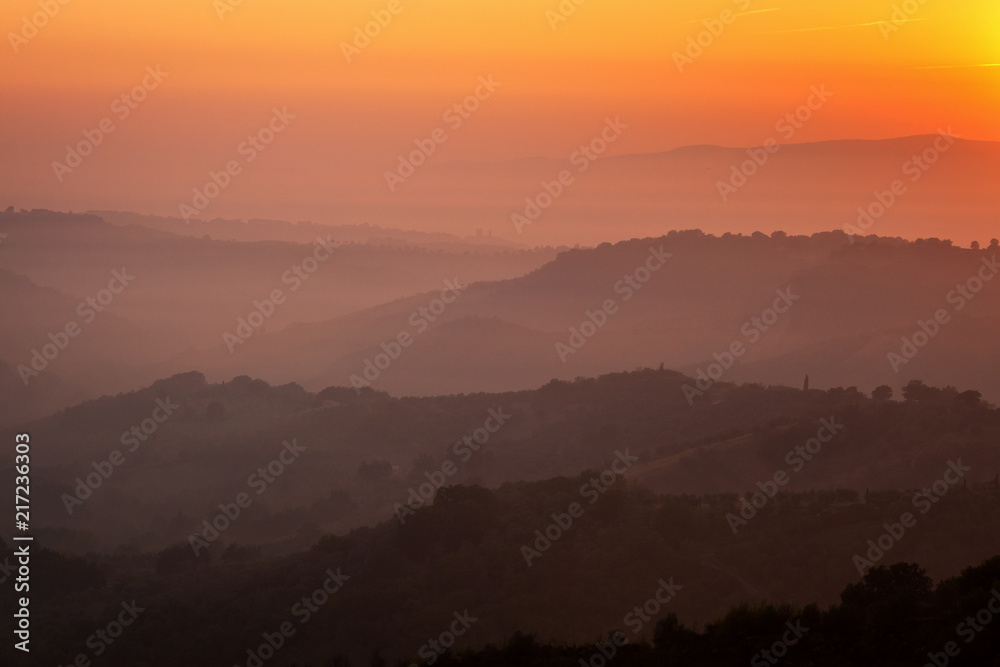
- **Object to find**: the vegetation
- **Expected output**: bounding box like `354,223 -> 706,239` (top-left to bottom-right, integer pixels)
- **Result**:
6,477 -> 1000,665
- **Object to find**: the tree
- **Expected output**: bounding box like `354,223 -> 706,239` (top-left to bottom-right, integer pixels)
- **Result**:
654,612 -> 700,650
841,563 -> 933,608
971,240 -> 980,250
902,380 -> 940,402
957,389 -> 982,407
991,238 -> 999,249
872,385 -> 893,401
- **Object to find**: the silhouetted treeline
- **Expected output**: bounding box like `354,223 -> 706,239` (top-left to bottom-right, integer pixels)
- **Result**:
5,475 -> 1000,666
15,370 -> 1000,555
420,559 -> 1000,667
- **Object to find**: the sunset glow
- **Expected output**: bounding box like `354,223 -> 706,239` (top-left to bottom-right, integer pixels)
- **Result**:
2,0 -> 997,231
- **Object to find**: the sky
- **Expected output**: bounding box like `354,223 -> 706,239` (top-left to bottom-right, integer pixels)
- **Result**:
1,0 -> 997,237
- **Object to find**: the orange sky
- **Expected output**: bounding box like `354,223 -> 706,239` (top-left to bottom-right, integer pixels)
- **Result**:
1,0 -> 997,234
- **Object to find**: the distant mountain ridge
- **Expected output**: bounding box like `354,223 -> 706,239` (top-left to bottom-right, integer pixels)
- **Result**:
0,209 -> 559,424
3,209 -> 998,426
388,134 -> 1000,246
90,209 -> 529,252
190,230 -> 1000,404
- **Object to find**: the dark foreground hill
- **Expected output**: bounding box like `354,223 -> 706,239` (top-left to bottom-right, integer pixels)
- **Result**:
4,480 -> 1000,666
4,368 -> 1000,556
